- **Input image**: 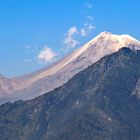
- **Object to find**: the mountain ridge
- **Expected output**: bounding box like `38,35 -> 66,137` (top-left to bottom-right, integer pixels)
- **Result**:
1,32 -> 140,104
1,47 -> 140,140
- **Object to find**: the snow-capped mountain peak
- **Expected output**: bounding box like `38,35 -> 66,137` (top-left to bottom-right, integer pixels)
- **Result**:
1,32 -> 140,104
90,31 -> 140,48
72,32 -> 140,64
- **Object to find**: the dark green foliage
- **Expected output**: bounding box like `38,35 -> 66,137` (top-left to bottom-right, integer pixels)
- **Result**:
1,48 -> 140,140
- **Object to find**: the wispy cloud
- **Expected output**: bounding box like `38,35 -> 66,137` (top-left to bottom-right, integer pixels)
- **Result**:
24,45 -> 57,63
80,24 -> 95,37
63,26 -> 79,48
38,46 -> 56,62
24,45 -> 38,63
80,16 -> 96,37
62,15 -> 95,52
24,2 -> 96,65
25,45 -> 39,54
87,15 -> 94,20
85,2 -> 93,9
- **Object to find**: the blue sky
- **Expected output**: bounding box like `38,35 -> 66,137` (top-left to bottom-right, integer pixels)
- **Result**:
0,0 -> 140,77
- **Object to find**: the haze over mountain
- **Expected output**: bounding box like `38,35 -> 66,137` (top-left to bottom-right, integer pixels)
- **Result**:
0,32 -> 140,104
1,47 -> 140,140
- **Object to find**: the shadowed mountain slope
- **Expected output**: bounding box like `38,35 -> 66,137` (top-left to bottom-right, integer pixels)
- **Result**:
1,48 -> 140,140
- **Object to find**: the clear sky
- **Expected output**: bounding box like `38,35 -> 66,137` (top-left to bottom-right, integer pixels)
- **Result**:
0,0 -> 140,77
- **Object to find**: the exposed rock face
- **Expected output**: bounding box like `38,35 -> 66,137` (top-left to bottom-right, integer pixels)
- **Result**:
1,32 -> 140,104
1,48 -> 140,140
